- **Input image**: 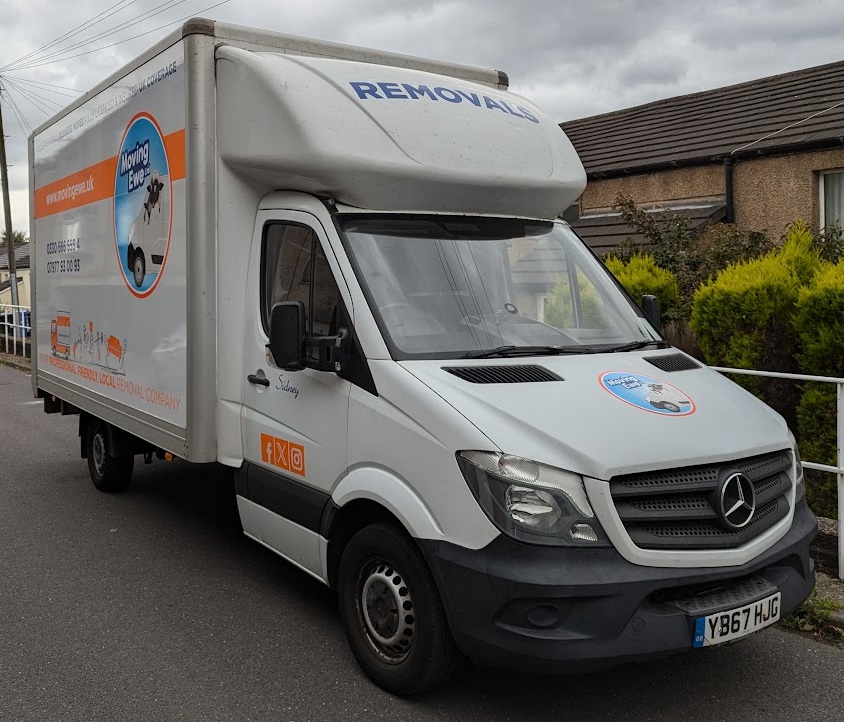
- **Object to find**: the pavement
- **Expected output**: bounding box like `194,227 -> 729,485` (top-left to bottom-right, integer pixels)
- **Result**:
2,362 -> 844,721
0,349 -> 30,372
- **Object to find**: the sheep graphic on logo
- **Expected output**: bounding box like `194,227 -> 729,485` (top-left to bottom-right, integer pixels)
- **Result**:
599,371 -> 696,416
114,112 -> 172,297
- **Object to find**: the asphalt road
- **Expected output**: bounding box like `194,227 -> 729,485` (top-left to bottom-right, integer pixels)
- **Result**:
1,363 -> 842,722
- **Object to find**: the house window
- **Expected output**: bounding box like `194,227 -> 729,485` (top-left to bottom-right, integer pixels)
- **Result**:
820,170 -> 844,228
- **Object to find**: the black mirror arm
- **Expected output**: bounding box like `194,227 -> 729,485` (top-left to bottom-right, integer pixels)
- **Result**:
304,328 -> 350,373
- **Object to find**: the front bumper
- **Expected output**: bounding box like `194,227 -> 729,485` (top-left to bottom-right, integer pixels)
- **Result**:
419,500 -> 817,673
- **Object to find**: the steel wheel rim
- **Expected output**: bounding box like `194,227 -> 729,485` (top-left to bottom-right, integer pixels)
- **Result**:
357,558 -> 415,664
92,432 -> 106,476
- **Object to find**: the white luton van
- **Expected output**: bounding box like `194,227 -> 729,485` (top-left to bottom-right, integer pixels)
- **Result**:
30,18 -> 816,694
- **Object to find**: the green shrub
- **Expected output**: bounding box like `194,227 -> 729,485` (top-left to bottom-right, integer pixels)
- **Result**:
691,253 -> 798,372
813,223 -> 844,263
604,254 -> 679,322
794,262 -> 844,375
778,219 -> 822,286
796,385 -> 838,518
690,223 -> 821,426
611,194 -> 773,318
544,270 -> 606,329
794,261 -> 844,518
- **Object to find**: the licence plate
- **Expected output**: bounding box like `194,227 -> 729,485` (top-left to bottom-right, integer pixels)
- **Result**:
692,592 -> 781,648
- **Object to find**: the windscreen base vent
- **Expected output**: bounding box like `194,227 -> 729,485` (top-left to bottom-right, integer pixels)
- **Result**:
643,353 -> 701,372
443,365 -> 563,384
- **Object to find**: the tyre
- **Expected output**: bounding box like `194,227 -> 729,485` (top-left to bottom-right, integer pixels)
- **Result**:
132,249 -> 146,289
337,523 -> 460,695
662,402 -> 681,412
86,420 -> 133,492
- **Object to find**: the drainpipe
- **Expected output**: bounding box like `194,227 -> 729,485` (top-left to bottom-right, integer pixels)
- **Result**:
724,156 -> 735,224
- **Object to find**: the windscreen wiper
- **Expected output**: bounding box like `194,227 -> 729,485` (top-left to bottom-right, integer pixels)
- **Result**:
462,345 -> 597,359
600,339 -> 669,353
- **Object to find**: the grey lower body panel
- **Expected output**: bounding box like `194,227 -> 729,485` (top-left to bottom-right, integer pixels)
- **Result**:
419,500 -> 817,674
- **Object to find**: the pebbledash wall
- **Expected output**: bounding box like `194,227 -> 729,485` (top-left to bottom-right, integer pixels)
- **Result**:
578,147 -> 844,238
579,165 -> 723,213
732,148 -> 844,235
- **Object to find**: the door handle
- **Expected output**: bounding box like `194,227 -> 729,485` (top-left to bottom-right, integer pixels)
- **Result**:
247,373 -> 270,387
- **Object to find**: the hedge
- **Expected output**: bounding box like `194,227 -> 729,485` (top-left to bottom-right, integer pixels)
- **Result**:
690,222 -> 821,427
604,254 -> 679,322
794,262 -> 844,518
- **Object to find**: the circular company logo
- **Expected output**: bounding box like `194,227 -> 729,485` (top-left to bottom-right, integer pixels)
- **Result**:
718,472 -> 756,529
113,112 -> 172,297
598,371 -> 696,416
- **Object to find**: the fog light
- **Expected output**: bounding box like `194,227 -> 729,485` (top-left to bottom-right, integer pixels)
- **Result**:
525,604 -> 561,629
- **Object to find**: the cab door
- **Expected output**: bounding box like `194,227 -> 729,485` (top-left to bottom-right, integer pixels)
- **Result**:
240,210 -> 352,579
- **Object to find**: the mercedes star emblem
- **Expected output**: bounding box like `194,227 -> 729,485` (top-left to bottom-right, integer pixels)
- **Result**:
718,472 -> 756,529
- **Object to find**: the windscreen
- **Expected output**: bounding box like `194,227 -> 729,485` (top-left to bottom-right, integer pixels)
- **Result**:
340,216 -> 659,359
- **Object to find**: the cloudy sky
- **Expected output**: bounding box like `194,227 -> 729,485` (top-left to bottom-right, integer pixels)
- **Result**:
3,0 -> 844,231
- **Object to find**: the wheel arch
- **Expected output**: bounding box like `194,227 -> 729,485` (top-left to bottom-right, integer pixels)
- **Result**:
323,469 -> 444,589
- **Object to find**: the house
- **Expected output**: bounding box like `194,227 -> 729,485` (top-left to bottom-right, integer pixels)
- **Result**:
0,244 -> 31,307
561,60 -> 844,254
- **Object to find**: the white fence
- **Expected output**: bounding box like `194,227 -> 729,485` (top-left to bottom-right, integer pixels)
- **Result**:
712,366 -> 843,580
0,304 -> 31,358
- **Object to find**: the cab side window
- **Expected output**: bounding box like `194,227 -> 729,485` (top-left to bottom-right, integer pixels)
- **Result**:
262,222 -> 340,342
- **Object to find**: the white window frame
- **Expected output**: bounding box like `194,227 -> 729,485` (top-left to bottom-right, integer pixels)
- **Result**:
819,169 -> 844,227
536,294 -> 549,323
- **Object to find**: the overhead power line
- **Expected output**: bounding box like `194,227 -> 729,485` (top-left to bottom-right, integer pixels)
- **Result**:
3,77 -> 64,111
2,78 -> 57,116
6,0 -> 231,71
0,0 -> 138,73
5,76 -> 79,98
0,82 -> 33,135
6,0 -> 195,72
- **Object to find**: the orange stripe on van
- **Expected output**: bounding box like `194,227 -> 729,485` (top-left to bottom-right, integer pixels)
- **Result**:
165,129 -> 186,182
34,156 -> 116,219
34,129 -> 187,219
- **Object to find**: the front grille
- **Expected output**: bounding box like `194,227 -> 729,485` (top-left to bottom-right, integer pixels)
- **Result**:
610,450 -> 792,550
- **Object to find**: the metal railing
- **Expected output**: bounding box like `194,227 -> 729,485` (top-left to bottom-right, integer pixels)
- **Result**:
712,366 -> 844,580
0,304 -> 31,358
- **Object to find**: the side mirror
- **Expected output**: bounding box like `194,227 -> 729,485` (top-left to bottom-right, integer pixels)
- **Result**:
641,294 -> 661,331
267,301 -> 306,371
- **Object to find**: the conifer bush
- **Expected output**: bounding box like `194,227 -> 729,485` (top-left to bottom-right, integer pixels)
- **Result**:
603,254 -> 679,323
794,262 -> 844,518
690,222 -> 821,428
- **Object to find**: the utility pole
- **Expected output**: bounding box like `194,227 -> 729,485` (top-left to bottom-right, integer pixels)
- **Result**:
0,79 -> 21,308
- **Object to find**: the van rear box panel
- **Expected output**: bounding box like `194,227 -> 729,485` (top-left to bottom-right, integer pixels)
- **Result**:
32,41 -> 189,439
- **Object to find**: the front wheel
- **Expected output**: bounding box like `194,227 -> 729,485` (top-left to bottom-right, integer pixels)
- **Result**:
337,523 -> 460,695
86,420 -> 133,492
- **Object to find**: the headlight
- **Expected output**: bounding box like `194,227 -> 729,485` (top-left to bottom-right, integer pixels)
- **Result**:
793,444 -> 806,501
457,451 -> 610,547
